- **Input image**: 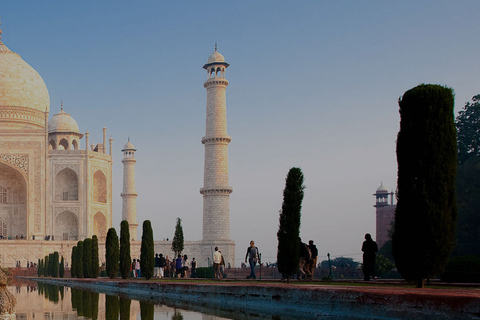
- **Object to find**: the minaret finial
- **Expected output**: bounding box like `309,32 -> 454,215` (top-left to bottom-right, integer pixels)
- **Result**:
215,42 -> 217,52
60,100 -> 63,111
128,136 -> 130,142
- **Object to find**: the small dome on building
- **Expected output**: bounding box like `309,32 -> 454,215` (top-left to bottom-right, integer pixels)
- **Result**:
376,183 -> 389,194
207,50 -> 225,64
48,108 -> 81,134
123,139 -> 135,150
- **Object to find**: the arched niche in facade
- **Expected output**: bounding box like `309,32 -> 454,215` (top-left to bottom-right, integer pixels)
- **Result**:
72,139 -> 78,150
55,168 -> 79,201
0,220 -> 6,238
0,162 -> 27,238
59,138 -> 69,150
54,210 -> 78,241
49,140 -> 56,150
93,171 -> 107,203
93,211 -> 107,240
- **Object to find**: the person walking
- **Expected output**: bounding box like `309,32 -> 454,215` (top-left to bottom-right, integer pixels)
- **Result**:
307,240 -> 318,280
245,241 -> 260,279
182,254 -> 189,278
159,253 -> 166,278
154,253 -> 160,278
213,247 -> 222,279
362,233 -> 378,281
191,257 -> 197,278
175,254 -> 183,278
135,259 -> 141,278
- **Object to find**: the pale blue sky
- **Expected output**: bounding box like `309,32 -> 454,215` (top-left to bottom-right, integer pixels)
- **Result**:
2,1 -> 479,265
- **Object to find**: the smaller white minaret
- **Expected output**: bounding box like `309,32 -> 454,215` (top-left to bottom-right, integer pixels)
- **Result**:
121,139 -> 138,240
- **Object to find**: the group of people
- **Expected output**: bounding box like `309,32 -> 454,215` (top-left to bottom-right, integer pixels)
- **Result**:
146,253 -> 198,279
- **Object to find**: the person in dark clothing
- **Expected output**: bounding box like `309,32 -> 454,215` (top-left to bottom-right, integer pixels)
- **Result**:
307,240 -> 318,280
191,257 -> 197,278
175,254 -> 183,278
159,254 -> 166,278
245,241 -> 260,279
362,233 -> 378,281
154,253 -> 160,278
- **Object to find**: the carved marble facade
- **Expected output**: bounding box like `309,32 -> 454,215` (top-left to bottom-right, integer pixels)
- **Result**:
0,31 -> 114,266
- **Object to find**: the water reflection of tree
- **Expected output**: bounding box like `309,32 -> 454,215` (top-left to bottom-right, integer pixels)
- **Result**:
172,309 -> 184,320
106,294 -> 120,320
70,288 -> 99,319
120,297 -> 131,320
140,301 -> 154,320
37,283 -> 60,304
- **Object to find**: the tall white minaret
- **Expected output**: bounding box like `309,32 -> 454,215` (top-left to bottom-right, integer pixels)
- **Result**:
121,139 -> 138,240
200,45 -> 232,241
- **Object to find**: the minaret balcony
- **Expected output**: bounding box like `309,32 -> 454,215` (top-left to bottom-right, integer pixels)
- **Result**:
201,136 -> 231,145
200,187 -> 233,195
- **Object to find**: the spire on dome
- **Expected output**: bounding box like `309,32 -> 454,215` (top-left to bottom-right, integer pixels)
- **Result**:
215,42 -> 217,52
60,100 -> 63,111
0,17 -> 3,43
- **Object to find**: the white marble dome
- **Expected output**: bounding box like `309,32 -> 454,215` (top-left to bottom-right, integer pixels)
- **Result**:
48,108 -> 80,134
376,183 -> 389,194
207,50 -> 225,64
0,41 -> 50,114
123,140 -> 135,150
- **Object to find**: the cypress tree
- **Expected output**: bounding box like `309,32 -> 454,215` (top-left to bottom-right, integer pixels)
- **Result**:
71,246 -> 77,278
59,256 -> 65,278
140,220 -> 155,280
92,235 -> 100,278
277,167 -> 305,283
38,259 -> 43,277
106,227 -> 120,279
77,241 -> 84,278
44,255 -> 49,277
393,84 -> 457,288
52,252 -> 59,277
171,218 -> 184,256
83,238 -> 93,278
119,220 -> 131,279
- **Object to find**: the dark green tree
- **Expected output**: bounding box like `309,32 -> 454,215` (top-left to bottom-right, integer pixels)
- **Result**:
140,220 -> 155,280
59,256 -> 65,278
52,252 -> 59,277
277,167 -> 305,283
92,235 -> 100,278
393,84 -> 457,288
454,159 -> 480,257
171,217 -> 184,256
106,227 -> 120,279
44,255 -> 49,277
38,259 -> 43,277
454,94 -> 480,258
71,246 -> 77,278
119,220 -> 131,279
320,256 -> 359,268
76,241 -> 84,278
83,238 -> 93,278
456,94 -> 480,164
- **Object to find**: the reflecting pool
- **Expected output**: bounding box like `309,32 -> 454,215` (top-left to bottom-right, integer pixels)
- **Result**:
8,279 -> 365,320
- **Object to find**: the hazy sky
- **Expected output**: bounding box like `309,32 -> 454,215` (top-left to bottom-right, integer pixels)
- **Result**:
2,1 -> 479,265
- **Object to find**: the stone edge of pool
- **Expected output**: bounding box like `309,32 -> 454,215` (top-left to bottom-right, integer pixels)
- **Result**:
26,278 -> 480,320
